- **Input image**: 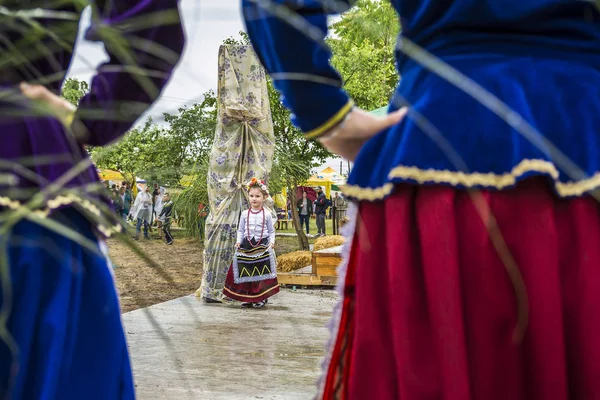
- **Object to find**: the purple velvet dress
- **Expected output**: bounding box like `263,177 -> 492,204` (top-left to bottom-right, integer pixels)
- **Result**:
0,2 -> 184,398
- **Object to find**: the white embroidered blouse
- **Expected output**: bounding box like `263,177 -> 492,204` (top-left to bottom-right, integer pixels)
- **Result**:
237,208 -> 275,245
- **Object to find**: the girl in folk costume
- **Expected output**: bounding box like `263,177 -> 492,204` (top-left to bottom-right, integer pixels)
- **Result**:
243,0 -> 600,399
223,178 -> 279,308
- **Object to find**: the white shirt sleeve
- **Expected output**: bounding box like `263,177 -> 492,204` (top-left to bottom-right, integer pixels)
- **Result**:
237,212 -> 246,244
131,194 -> 141,218
266,213 -> 275,245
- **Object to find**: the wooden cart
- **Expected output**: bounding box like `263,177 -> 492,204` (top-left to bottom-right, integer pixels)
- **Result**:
278,245 -> 343,287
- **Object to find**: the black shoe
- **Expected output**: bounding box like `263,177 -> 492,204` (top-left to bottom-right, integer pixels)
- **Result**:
166,241 -> 173,245
241,302 -> 253,308
253,301 -> 266,308
203,298 -> 222,304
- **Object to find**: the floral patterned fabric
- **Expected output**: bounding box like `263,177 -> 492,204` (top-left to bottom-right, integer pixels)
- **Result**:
196,45 -> 276,301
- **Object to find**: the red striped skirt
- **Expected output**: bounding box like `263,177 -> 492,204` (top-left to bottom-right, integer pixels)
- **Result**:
223,267 -> 279,303
323,178 -> 600,399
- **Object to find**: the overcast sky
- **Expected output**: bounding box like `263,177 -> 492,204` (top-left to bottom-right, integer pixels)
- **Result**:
68,0 -> 244,122
68,0 -> 349,175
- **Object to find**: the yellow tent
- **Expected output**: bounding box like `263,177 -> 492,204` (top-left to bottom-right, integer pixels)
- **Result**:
305,175 -> 333,198
315,167 -> 346,185
273,193 -> 286,209
97,169 -> 124,182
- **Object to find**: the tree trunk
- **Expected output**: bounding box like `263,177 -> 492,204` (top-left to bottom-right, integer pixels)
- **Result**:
288,185 -> 309,251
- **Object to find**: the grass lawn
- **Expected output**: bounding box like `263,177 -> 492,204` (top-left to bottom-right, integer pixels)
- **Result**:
275,217 -> 335,235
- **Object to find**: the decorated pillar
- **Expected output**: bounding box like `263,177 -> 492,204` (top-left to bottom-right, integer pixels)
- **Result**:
196,45 -> 276,301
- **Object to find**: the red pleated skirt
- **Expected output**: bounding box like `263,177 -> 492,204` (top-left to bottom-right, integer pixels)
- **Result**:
223,266 -> 280,303
323,178 -> 600,400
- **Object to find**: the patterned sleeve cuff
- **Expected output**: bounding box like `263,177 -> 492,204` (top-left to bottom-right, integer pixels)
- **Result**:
304,100 -> 354,140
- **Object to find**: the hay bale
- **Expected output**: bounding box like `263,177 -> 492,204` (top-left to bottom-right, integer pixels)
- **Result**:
277,251 -> 312,272
314,235 -> 345,251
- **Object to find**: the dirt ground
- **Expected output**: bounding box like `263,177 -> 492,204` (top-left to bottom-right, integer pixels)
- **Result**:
110,232 -> 306,313
109,232 -> 203,313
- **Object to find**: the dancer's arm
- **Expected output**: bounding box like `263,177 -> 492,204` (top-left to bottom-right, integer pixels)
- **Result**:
72,1 -> 185,146
242,0 -> 406,160
242,0 -> 354,140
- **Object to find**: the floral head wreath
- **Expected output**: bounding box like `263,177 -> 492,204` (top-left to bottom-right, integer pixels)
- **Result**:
248,177 -> 268,192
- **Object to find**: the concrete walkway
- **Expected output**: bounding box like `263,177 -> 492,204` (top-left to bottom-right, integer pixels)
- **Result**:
123,289 -> 338,399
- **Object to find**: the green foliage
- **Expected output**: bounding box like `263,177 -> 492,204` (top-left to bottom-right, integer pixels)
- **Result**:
172,156 -> 210,237
61,77 -> 89,106
91,118 -> 161,183
328,0 -> 400,110
90,90 -> 218,186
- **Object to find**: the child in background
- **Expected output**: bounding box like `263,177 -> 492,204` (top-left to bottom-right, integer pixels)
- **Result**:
154,186 -> 166,239
223,178 -> 279,308
159,193 -> 174,245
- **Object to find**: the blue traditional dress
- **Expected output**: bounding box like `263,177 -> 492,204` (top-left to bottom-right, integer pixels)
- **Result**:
244,1 -> 600,399
0,2 -> 184,398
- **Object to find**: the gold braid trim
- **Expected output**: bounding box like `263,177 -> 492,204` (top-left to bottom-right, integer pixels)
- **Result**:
0,194 -> 122,236
343,159 -> 600,201
304,100 -> 354,140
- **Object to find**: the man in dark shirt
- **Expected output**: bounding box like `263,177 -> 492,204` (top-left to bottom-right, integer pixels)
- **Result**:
314,187 -> 328,236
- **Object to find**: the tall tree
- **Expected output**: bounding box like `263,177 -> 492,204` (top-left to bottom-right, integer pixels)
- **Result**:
151,90 -> 218,183
328,0 -> 400,110
91,118 -> 162,184
90,90 -> 218,186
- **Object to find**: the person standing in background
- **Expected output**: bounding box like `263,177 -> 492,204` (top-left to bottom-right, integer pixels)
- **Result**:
151,182 -> 160,225
131,186 -> 153,240
154,186 -> 166,239
122,181 -> 133,223
296,191 -> 313,235
115,186 -> 127,224
160,193 -> 175,245
314,187 -> 327,236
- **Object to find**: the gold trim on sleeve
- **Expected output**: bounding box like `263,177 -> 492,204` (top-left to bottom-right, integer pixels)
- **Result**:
342,159 -> 600,201
304,100 -> 354,140
0,193 -> 123,237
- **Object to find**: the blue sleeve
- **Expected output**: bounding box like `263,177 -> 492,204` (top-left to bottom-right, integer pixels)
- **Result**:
242,0 -> 355,140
